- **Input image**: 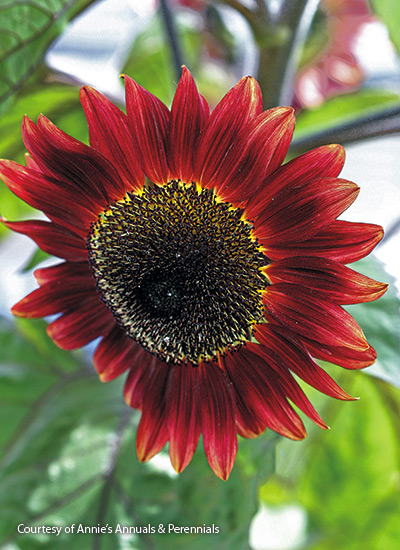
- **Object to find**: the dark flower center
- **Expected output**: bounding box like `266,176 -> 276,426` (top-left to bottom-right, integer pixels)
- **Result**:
87,181 -> 269,364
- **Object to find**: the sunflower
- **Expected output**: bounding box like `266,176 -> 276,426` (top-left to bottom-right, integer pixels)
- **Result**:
0,68 -> 387,480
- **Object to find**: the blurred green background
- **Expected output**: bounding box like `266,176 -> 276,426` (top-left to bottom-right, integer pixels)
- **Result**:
0,1 -> 400,549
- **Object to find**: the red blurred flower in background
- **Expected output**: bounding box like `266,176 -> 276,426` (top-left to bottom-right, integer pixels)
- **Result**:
294,0 -> 376,108
0,68 -> 386,479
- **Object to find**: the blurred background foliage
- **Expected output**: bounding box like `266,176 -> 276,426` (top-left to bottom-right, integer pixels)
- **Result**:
0,0 -> 400,549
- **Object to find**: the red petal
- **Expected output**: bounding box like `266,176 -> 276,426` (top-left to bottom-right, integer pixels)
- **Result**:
24,261 -> 96,318
34,261 -> 92,285
24,153 -> 40,171
198,363 -> 237,480
304,338 -> 377,369
168,67 -> 209,182
214,107 -> 295,203
123,348 -> 155,410
254,324 -> 355,400
256,178 -> 359,246
165,364 -> 201,473
246,144 -> 345,219
23,116 -> 125,205
193,76 -> 262,187
93,325 -> 140,382
11,280 -> 97,318
47,298 -> 115,350
38,115 -> 125,201
246,343 -> 328,429
0,159 -> 97,236
265,220 -> 384,263
263,283 -> 369,352
124,75 -> 170,184
80,86 -> 144,191
222,349 -> 307,440
136,360 -> 170,461
1,218 -> 87,262
266,256 -> 387,304
222,353 -> 268,439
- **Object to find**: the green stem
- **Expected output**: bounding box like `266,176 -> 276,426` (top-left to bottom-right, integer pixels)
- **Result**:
257,0 -> 321,108
219,0 -> 322,108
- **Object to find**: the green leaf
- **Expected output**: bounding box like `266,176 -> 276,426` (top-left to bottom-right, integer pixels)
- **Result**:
0,317 -> 80,376
293,90 -> 400,140
0,316 -> 278,549
14,318 -> 85,373
262,373 -> 400,550
0,83 -> 87,235
346,256 -> 400,389
0,0 -> 96,114
0,83 -> 87,161
0,316 -> 84,463
370,0 -> 400,54
19,247 -> 50,273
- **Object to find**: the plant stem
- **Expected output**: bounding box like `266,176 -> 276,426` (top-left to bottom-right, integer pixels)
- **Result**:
220,0 -> 322,107
159,0 -> 184,81
257,0 -> 321,107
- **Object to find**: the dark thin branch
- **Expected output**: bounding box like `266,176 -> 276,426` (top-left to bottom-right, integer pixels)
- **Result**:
159,0 -> 184,81
0,27 -> 21,43
114,479 -> 155,550
92,409 -> 132,550
0,368 -> 95,472
243,435 -> 279,550
251,434 -> 279,503
291,106 -> 400,153
385,218 -> 400,242
32,474 -> 103,521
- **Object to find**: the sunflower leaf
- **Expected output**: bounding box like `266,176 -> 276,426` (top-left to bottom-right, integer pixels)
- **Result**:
0,316 -> 277,549
0,0 -> 96,114
370,0 -> 400,55
264,373 -> 400,550
0,83 -> 87,234
19,246 -> 50,273
293,89 -> 400,142
346,256 -> 400,388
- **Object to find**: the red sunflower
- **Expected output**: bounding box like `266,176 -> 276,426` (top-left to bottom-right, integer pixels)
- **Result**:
0,68 -> 387,480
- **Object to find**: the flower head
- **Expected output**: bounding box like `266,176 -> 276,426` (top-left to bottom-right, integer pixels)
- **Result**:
0,68 -> 386,480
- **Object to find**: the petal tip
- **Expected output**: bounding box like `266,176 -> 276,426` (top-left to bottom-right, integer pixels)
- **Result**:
79,86 -> 91,99
10,303 -> 26,317
98,371 -> 111,383
169,455 -> 187,475
330,143 -> 345,156
212,466 -> 232,481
